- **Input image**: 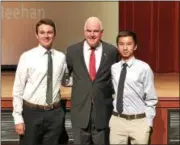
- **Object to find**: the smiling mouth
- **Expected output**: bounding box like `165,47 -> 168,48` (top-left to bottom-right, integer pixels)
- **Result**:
43,39 -> 50,42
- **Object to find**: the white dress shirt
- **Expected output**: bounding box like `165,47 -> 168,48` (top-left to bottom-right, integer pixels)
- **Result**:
83,41 -> 102,72
12,44 -> 67,124
111,57 -> 158,126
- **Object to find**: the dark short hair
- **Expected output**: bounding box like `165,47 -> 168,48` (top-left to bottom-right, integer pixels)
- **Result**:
116,30 -> 137,45
36,18 -> 56,35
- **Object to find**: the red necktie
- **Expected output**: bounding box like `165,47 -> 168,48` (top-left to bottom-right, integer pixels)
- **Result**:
89,48 -> 96,81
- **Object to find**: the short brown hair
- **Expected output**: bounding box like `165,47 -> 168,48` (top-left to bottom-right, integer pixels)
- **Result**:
116,30 -> 137,45
36,18 -> 56,35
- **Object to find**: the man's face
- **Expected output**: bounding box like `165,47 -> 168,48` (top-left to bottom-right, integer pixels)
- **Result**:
84,22 -> 103,48
36,24 -> 55,49
117,36 -> 137,60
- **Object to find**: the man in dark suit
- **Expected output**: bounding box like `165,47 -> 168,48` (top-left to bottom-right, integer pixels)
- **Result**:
66,16 -> 119,145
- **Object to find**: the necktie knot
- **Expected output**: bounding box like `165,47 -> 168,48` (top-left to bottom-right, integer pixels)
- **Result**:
123,63 -> 128,68
46,50 -> 52,55
90,47 -> 96,51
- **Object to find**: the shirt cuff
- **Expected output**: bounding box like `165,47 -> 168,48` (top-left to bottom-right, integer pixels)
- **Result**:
147,117 -> 153,127
13,114 -> 24,125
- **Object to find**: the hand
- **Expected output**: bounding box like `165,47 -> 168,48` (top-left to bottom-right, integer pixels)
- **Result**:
150,126 -> 153,134
15,123 -> 25,135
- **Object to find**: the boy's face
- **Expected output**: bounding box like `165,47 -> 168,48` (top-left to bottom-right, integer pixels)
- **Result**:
36,24 -> 55,49
117,36 -> 137,60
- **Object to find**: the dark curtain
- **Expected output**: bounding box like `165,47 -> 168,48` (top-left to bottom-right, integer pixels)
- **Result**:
119,1 -> 179,73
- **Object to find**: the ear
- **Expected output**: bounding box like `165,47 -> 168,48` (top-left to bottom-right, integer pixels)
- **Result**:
100,29 -> 104,37
134,45 -> 137,50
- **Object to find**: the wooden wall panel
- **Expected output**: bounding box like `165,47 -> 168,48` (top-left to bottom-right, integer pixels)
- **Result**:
151,98 -> 179,144
152,107 -> 167,144
1,97 -> 179,144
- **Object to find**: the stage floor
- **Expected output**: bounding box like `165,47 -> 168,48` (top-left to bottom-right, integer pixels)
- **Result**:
1,72 -> 179,99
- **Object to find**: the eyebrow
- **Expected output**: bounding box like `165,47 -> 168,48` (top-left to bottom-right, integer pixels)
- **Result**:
39,30 -> 54,32
118,42 -> 134,44
86,29 -> 101,32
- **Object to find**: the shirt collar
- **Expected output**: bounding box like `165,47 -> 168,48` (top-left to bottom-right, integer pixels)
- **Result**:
37,44 -> 54,56
121,56 -> 135,68
84,41 -> 102,51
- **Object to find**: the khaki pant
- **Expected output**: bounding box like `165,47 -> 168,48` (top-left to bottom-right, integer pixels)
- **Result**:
109,115 -> 151,144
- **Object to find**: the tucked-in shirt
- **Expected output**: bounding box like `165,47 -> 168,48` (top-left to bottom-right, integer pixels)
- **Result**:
12,44 -> 67,124
83,41 -> 102,72
111,57 -> 158,126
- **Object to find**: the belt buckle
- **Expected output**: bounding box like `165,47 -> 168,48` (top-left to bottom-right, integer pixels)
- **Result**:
127,115 -> 132,120
44,104 -> 53,110
134,114 -> 137,119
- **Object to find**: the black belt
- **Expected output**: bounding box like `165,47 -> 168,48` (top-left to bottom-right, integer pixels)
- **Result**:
113,111 -> 146,120
23,100 -> 61,111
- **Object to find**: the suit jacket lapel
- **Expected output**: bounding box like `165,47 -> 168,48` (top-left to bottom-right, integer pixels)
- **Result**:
79,41 -> 91,80
96,42 -> 108,77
